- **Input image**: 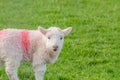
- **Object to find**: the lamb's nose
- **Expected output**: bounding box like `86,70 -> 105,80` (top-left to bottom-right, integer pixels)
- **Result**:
53,45 -> 58,49
53,45 -> 58,51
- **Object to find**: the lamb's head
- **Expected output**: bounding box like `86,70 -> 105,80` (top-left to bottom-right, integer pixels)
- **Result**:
38,26 -> 72,55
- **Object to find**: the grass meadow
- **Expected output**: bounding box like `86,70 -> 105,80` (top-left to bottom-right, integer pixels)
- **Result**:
0,0 -> 120,80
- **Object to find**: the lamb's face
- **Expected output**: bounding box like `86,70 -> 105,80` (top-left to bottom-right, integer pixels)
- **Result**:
38,26 -> 72,54
45,27 -> 64,53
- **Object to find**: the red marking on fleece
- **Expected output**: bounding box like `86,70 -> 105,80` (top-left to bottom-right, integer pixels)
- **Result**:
21,30 -> 30,58
0,30 -> 7,38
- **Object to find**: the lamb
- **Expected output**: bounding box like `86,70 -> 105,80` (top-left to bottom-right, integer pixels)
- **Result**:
0,26 -> 72,80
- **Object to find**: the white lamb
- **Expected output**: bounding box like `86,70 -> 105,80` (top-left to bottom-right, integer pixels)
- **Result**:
0,26 -> 72,80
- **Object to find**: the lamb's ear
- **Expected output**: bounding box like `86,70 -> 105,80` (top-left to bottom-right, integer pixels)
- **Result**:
38,26 -> 47,35
62,27 -> 72,36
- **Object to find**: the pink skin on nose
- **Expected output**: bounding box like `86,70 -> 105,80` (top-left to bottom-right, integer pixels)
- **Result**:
21,30 -> 30,58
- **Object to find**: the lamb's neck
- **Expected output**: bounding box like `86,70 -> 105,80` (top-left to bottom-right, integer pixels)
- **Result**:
30,30 -> 45,53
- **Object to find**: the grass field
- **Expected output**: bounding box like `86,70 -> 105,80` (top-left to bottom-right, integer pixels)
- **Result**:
0,0 -> 120,80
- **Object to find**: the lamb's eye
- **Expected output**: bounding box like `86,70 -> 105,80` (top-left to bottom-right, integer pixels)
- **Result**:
48,37 -> 50,39
60,37 -> 63,40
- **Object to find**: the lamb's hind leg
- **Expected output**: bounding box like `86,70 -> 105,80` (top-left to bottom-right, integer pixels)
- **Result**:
5,57 -> 21,80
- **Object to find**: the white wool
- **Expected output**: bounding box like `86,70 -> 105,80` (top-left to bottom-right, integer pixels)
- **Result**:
0,26 -> 72,80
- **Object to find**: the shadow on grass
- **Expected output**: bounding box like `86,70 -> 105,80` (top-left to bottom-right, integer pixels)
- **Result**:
58,77 -> 69,80
88,59 -> 109,66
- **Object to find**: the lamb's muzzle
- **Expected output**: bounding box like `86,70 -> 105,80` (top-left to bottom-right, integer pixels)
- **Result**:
53,45 -> 58,51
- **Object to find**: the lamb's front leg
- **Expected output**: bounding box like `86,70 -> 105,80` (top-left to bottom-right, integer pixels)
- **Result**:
5,58 -> 21,80
33,63 -> 46,80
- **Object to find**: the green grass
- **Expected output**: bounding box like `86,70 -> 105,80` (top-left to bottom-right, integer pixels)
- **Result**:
0,0 -> 120,80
